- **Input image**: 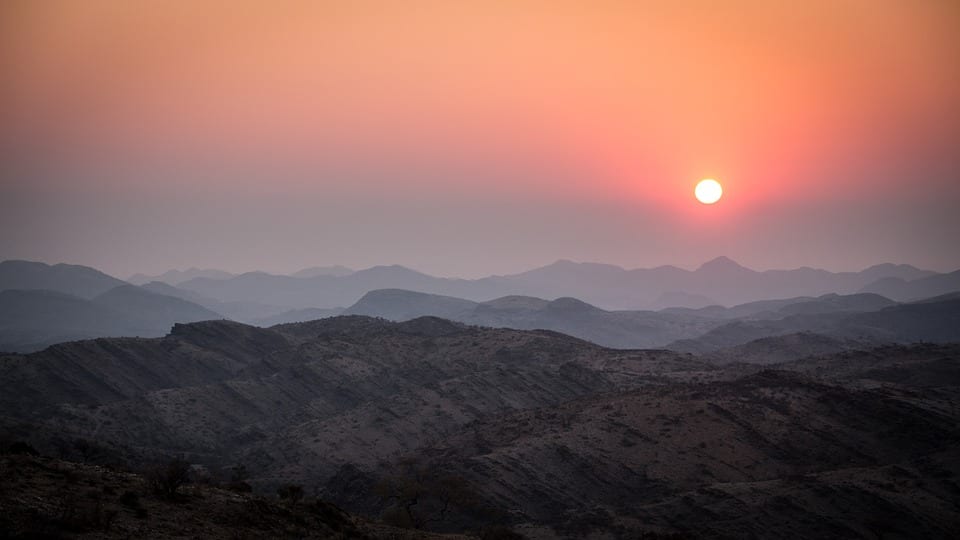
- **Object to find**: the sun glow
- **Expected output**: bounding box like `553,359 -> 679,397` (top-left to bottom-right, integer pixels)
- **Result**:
695,179 -> 723,204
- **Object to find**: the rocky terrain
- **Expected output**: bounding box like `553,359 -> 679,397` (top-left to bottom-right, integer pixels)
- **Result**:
1,315 -> 958,537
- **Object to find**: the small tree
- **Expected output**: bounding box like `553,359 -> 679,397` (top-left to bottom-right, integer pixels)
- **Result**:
374,457 -> 477,529
147,458 -> 191,500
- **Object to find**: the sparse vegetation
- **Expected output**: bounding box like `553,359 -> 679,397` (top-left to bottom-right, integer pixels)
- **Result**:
374,458 -> 478,529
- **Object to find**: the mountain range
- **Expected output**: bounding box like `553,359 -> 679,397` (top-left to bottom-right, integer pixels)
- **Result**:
127,265 -> 356,285
3,259 -> 959,353
169,256 -> 950,310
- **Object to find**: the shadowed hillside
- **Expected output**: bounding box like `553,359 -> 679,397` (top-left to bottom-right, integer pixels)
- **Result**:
0,453 -> 466,539
1,316 -> 958,537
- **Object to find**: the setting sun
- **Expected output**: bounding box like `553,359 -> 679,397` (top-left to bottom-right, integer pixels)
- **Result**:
695,179 -> 723,204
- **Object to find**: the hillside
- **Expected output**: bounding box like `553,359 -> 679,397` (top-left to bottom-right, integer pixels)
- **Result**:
0,317 -> 708,477
327,348 -> 960,537
702,332 -> 877,365
1,316 -> 958,536
0,453 -> 465,539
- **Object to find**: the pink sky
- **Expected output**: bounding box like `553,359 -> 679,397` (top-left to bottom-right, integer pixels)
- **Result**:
1,1 -> 959,277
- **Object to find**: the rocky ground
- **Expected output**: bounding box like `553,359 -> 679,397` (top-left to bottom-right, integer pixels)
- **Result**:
2,317 -> 959,538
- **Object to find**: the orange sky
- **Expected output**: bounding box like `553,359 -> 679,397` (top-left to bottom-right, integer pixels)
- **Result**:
2,1 -> 959,276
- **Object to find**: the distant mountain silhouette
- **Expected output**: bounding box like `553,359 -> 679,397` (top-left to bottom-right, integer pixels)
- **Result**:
347,289 -> 732,348
651,290 -> 717,309
93,285 -> 223,330
0,289 -> 129,352
345,288 -> 477,321
139,280 -> 292,323
174,257 -> 947,310
342,289 -> 915,350
7,258 -> 945,351
0,285 -> 222,352
177,265 -> 468,309
670,296 -> 960,353
127,267 -> 235,285
859,269 -> 960,301
0,260 -> 126,298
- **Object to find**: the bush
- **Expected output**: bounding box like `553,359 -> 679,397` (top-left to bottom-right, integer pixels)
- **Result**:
4,441 -> 39,456
276,484 -> 305,504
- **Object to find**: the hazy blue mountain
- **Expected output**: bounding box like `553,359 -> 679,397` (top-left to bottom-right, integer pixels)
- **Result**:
661,292 -> 895,320
670,296 -> 960,353
859,269 -> 960,301
857,262 -> 937,282
0,289 -> 129,352
0,285 -> 223,352
92,285 -> 222,329
139,280 -> 292,323
290,265 -> 355,278
139,280 -> 216,304
12,257 -> 946,317
0,260 -> 126,298
771,292 -> 896,316
177,265 -> 474,309
127,267 -> 235,286
344,289 -> 722,348
651,290 -> 717,309
345,288 -> 477,321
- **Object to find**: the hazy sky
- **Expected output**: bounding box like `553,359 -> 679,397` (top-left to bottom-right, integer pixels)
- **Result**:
2,1 -> 959,278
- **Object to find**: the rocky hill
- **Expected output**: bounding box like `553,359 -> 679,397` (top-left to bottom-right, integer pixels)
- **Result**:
328,346 -> 960,537
1,317 -> 958,537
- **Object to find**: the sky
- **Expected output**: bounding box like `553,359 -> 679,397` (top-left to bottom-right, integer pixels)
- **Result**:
1,0 -> 959,278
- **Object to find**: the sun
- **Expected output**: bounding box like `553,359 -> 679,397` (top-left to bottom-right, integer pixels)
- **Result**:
695,178 -> 722,204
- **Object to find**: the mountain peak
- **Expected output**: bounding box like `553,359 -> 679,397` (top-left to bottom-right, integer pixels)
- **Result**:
697,256 -> 749,273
